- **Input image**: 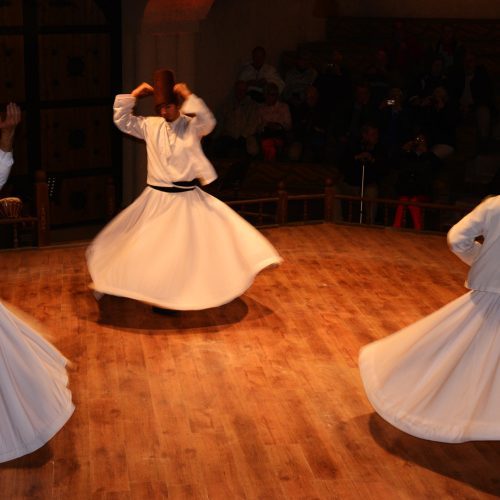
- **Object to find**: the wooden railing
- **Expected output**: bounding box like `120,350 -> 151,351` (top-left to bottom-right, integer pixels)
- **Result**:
226,179 -> 474,232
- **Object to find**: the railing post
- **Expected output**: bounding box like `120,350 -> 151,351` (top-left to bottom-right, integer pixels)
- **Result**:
324,177 -> 334,222
35,169 -> 50,246
277,181 -> 288,225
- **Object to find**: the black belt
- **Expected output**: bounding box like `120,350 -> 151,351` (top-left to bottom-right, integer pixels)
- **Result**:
148,180 -> 198,193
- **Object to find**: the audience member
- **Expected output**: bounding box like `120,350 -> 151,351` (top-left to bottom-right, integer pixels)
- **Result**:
448,50 -> 496,152
212,80 -> 259,158
386,20 -> 423,77
256,83 -> 292,161
378,87 -> 415,161
364,48 -> 403,107
282,50 -> 318,107
393,133 -> 443,229
343,82 -> 380,148
314,49 -> 352,139
420,86 -> 457,159
289,86 -> 328,162
408,55 -> 448,106
434,24 -> 465,73
334,123 -> 388,224
238,46 -> 284,102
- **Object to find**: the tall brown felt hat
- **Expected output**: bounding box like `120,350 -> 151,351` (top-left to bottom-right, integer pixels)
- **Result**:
153,68 -> 177,109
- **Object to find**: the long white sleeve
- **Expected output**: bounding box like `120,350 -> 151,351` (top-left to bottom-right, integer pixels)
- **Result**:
181,94 -> 216,137
0,148 -> 13,190
447,198 -> 491,265
113,95 -> 146,139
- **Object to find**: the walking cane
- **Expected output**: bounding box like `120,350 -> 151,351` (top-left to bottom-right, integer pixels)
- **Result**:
359,160 -> 366,224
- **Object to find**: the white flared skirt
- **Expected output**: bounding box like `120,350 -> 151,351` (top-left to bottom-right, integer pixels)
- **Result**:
86,186 -> 282,310
359,290 -> 500,443
0,302 -> 74,463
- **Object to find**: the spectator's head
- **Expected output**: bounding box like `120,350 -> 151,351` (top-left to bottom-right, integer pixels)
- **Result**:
264,83 -> 280,105
354,83 -> 371,106
463,50 -> 477,75
375,49 -> 389,68
304,85 -> 319,107
429,56 -> 445,77
441,25 -> 456,45
361,123 -> 379,147
234,80 -> 248,101
295,50 -> 312,71
332,49 -> 343,65
252,46 -> 266,69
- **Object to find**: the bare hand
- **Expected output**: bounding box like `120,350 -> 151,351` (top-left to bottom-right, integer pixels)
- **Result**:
354,152 -> 374,162
0,103 -> 21,131
174,83 -> 192,100
131,82 -> 154,98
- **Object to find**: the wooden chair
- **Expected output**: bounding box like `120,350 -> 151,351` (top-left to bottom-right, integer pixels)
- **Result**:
0,169 -> 50,247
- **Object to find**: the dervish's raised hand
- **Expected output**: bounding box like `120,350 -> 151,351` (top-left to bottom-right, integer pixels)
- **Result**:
173,83 -> 192,101
0,103 -> 21,152
131,82 -> 154,98
0,103 -> 21,131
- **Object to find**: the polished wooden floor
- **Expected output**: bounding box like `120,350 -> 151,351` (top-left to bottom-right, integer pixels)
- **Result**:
1,223 -> 499,499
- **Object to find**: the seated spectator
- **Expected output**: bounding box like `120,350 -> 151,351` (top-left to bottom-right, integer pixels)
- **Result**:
238,46 -> 284,103
282,50 -> 318,107
393,133 -> 443,230
334,123 -> 388,224
256,83 -> 292,161
342,82 -> 380,148
448,50 -> 496,152
434,24 -> 465,73
212,80 -> 259,158
363,48 -> 403,107
289,86 -> 328,162
408,55 -> 448,107
314,49 -> 352,139
386,20 -> 423,77
420,86 -> 457,160
379,87 -> 414,161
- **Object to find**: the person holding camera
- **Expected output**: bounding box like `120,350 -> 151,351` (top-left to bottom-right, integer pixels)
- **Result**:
393,133 -> 442,230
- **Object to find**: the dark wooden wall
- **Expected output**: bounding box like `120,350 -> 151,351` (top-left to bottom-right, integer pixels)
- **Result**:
0,0 -> 122,228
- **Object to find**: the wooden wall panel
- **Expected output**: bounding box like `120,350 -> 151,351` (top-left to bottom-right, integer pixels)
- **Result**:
0,2 -> 23,26
0,36 -> 25,103
40,106 -> 112,173
38,34 -> 111,101
49,174 -> 110,225
37,0 -> 106,26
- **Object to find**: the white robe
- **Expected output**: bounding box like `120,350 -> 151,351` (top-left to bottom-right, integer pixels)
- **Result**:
87,94 -> 282,310
0,302 -> 74,463
0,148 -> 13,190
359,196 -> 500,443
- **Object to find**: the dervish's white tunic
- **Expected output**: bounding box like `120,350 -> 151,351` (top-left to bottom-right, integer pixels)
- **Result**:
359,196 -> 500,443
86,94 -> 282,310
